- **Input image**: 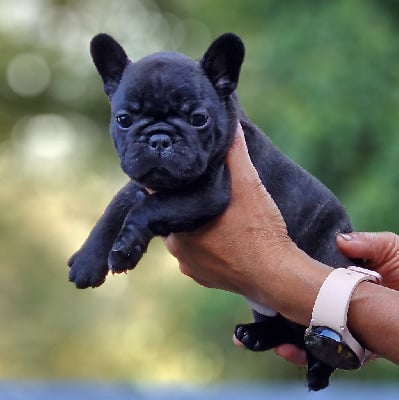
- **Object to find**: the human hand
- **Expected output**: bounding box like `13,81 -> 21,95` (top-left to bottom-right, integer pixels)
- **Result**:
164,122 -> 293,301
337,232 -> 399,289
165,122 -> 306,364
273,344 -> 307,365
165,123 -> 399,366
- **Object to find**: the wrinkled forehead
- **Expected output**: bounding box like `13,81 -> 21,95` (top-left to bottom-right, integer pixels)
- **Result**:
133,51 -> 200,77
116,52 -> 212,105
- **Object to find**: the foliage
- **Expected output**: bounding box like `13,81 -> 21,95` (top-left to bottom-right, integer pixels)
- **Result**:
0,0 -> 398,384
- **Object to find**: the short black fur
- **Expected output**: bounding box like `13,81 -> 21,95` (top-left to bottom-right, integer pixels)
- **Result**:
69,33 -> 358,390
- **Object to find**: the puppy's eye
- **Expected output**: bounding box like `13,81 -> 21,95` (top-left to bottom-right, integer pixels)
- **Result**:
116,114 -> 133,129
190,113 -> 209,128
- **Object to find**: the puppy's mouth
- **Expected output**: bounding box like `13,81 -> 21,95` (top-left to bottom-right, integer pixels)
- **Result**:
138,167 -> 177,190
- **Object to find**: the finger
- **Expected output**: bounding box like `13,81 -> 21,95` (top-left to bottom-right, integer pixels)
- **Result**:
163,235 -> 180,259
178,261 -> 192,278
274,345 -> 307,366
232,334 -> 245,347
337,232 -> 399,267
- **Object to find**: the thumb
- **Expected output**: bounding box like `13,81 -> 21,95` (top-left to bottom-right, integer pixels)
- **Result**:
225,123 -> 289,244
226,123 -> 263,198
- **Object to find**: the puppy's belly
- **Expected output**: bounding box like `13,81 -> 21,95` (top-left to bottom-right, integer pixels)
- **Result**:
244,296 -> 277,317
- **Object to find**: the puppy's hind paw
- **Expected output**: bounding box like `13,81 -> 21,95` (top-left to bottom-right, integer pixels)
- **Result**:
234,324 -> 270,352
306,359 -> 334,392
307,376 -> 329,392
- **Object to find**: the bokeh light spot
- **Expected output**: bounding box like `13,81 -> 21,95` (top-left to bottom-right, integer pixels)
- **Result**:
7,53 -> 51,97
11,114 -> 79,177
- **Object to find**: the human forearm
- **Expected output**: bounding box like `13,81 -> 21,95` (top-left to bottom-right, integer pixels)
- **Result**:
347,282 -> 399,364
256,243 -> 399,365
252,245 -> 331,327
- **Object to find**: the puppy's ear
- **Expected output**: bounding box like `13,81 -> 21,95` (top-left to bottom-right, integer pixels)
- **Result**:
90,33 -> 129,97
201,33 -> 245,98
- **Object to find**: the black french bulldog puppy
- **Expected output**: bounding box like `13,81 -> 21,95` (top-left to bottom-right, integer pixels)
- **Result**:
68,32 -> 357,391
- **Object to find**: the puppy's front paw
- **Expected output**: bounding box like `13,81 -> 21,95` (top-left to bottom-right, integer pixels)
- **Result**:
108,225 -> 151,273
108,243 -> 144,274
68,249 -> 109,289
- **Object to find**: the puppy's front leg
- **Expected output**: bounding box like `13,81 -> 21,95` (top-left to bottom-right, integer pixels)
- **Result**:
109,167 -> 231,273
68,180 -> 148,288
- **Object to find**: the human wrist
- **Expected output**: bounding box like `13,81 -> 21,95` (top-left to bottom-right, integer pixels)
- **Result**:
250,242 -> 332,325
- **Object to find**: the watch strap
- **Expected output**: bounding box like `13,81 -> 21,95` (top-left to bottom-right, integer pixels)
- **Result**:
310,266 -> 381,332
308,266 -> 382,363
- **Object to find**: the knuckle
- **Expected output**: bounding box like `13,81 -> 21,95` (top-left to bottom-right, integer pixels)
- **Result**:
371,231 -> 399,267
387,232 -> 399,264
178,262 -> 191,277
163,235 -> 181,259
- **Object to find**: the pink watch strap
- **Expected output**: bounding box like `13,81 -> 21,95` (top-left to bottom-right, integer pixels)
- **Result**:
310,267 -> 381,331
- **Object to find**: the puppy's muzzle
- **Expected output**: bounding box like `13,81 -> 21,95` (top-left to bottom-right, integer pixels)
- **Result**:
149,133 -> 172,151
143,123 -> 175,153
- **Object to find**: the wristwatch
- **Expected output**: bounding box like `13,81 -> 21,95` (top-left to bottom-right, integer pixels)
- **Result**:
304,266 -> 382,370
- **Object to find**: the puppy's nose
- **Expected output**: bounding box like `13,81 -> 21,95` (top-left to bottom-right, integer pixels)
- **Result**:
148,133 -> 172,151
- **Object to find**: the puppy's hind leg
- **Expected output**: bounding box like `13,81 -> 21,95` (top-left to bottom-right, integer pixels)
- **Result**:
235,316 -> 335,391
234,314 -> 304,352
306,352 -> 335,391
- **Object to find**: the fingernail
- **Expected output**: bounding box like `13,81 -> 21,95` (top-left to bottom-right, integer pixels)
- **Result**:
338,233 -> 353,241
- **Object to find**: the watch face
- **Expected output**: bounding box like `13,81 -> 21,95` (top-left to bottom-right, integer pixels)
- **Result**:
304,326 -> 361,370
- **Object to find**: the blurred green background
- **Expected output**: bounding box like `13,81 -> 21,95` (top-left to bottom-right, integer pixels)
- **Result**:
1,0 -> 398,386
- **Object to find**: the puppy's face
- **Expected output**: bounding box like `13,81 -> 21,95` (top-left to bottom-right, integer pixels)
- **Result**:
91,33 -> 244,190
110,54 -> 227,190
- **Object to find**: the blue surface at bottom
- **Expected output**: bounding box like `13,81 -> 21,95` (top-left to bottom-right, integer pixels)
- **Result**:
0,381 -> 398,400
